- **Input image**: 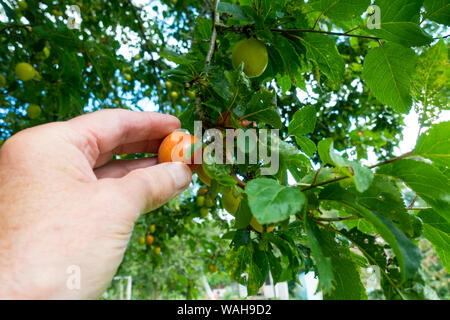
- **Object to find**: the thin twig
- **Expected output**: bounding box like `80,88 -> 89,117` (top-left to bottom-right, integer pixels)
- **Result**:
299,151 -> 414,192
408,195 -> 418,208
194,0 -> 220,120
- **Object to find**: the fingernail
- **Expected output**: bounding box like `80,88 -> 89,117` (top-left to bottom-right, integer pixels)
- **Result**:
165,162 -> 192,192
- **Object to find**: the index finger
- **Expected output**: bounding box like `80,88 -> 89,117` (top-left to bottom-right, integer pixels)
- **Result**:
67,109 -> 180,165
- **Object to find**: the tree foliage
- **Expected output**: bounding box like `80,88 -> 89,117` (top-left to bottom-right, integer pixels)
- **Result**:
0,0 -> 449,300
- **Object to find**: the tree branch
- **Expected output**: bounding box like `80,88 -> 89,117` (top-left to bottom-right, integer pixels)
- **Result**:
195,0 -> 220,120
299,152 -> 414,192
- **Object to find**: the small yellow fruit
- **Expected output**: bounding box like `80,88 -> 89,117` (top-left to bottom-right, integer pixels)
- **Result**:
200,207 -> 209,217
138,237 -> 146,245
208,264 -> 218,273
165,80 -> 172,89
204,196 -> 214,208
27,104 -> 41,119
196,165 -> 211,186
52,9 -> 62,16
232,38 -> 268,78
124,74 -> 132,81
196,196 -> 205,207
0,74 -> 6,88
148,224 -> 156,233
170,91 -> 179,100
187,90 -> 196,100
42,47 -> 50,59
153,246 -> 161,255
18,1 -> 28,10
15,62 -> 37,81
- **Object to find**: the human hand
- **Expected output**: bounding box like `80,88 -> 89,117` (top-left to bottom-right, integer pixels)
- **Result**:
0,109 -> 192,299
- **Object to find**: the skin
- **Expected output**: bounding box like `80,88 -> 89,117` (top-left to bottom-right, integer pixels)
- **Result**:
0,109 -> 192,299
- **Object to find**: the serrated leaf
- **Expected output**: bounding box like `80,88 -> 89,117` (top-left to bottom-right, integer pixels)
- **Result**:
329,142 -> 374,192
367,0 -> 433,46
239,90 -> 282,128
296,136 -> 317,157
418,209 -> 450,272
298,33 -> 345,85
358,175 -> 419,238
288,105 -> 317,136
377,159 -> 450,221
320,184 -> 421,282
424,0 -> 450,25
311,0 -> 371,21
246,178 -> 305,224
415,121 -> 450,167
217,2 -> 251,21
363,43 -> 417,113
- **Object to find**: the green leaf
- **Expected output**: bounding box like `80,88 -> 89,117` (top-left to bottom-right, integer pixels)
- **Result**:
415,121 -> 450,167
377,159 -> 450,221
298,33 -> 345,85
304,215 -> 366,298
418,209 -> 450,272
304,215 -> 335,292
237,89 -> 282,128
288,105 -> 317,136
235,197 -> 253,229
358,175 -> 421,238
246,178 -> 305,224
424,0 -> 450,25
367,0 -> 433,47
296,136 -> 317,157
413,40 -> 450,114
320,184 -> 421,282
159,49 -> 196,65
318,138 -> 333,164
363,43 -> 417,113
217,2 -> 251,21
311,0 -> 371,21
329,142 -> 374,192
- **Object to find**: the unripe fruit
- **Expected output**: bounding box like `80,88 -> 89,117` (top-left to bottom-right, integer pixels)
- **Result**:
158,130 -> 202,170
170,91 -> 179,100
27,104 -> 41,119
208,264 -> 218,273
42,47 -> 50,59
204,196 -> 214,208
165,80 -> 172,89
138,237 -> 146,245
0,74 -> 6,88
232,38 -> 268,78
15,62 -> 37,81
222,187 -> 275,233
196,196 -> 205,207
146,235 -> 154,245
148,224 -> 156,233
153,246 -> 161,255
18,1 -> 28,10
187,90 -> 196,100
200,207 -> 209,217
196,165 -> 211,186
124,74 -> 132,81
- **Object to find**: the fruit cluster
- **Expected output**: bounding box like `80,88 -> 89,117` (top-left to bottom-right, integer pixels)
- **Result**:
196,187 -> 215,218
139,224 -> 161,255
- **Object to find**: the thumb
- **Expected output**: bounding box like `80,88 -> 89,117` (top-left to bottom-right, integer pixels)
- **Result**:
105,162 -> 192,216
